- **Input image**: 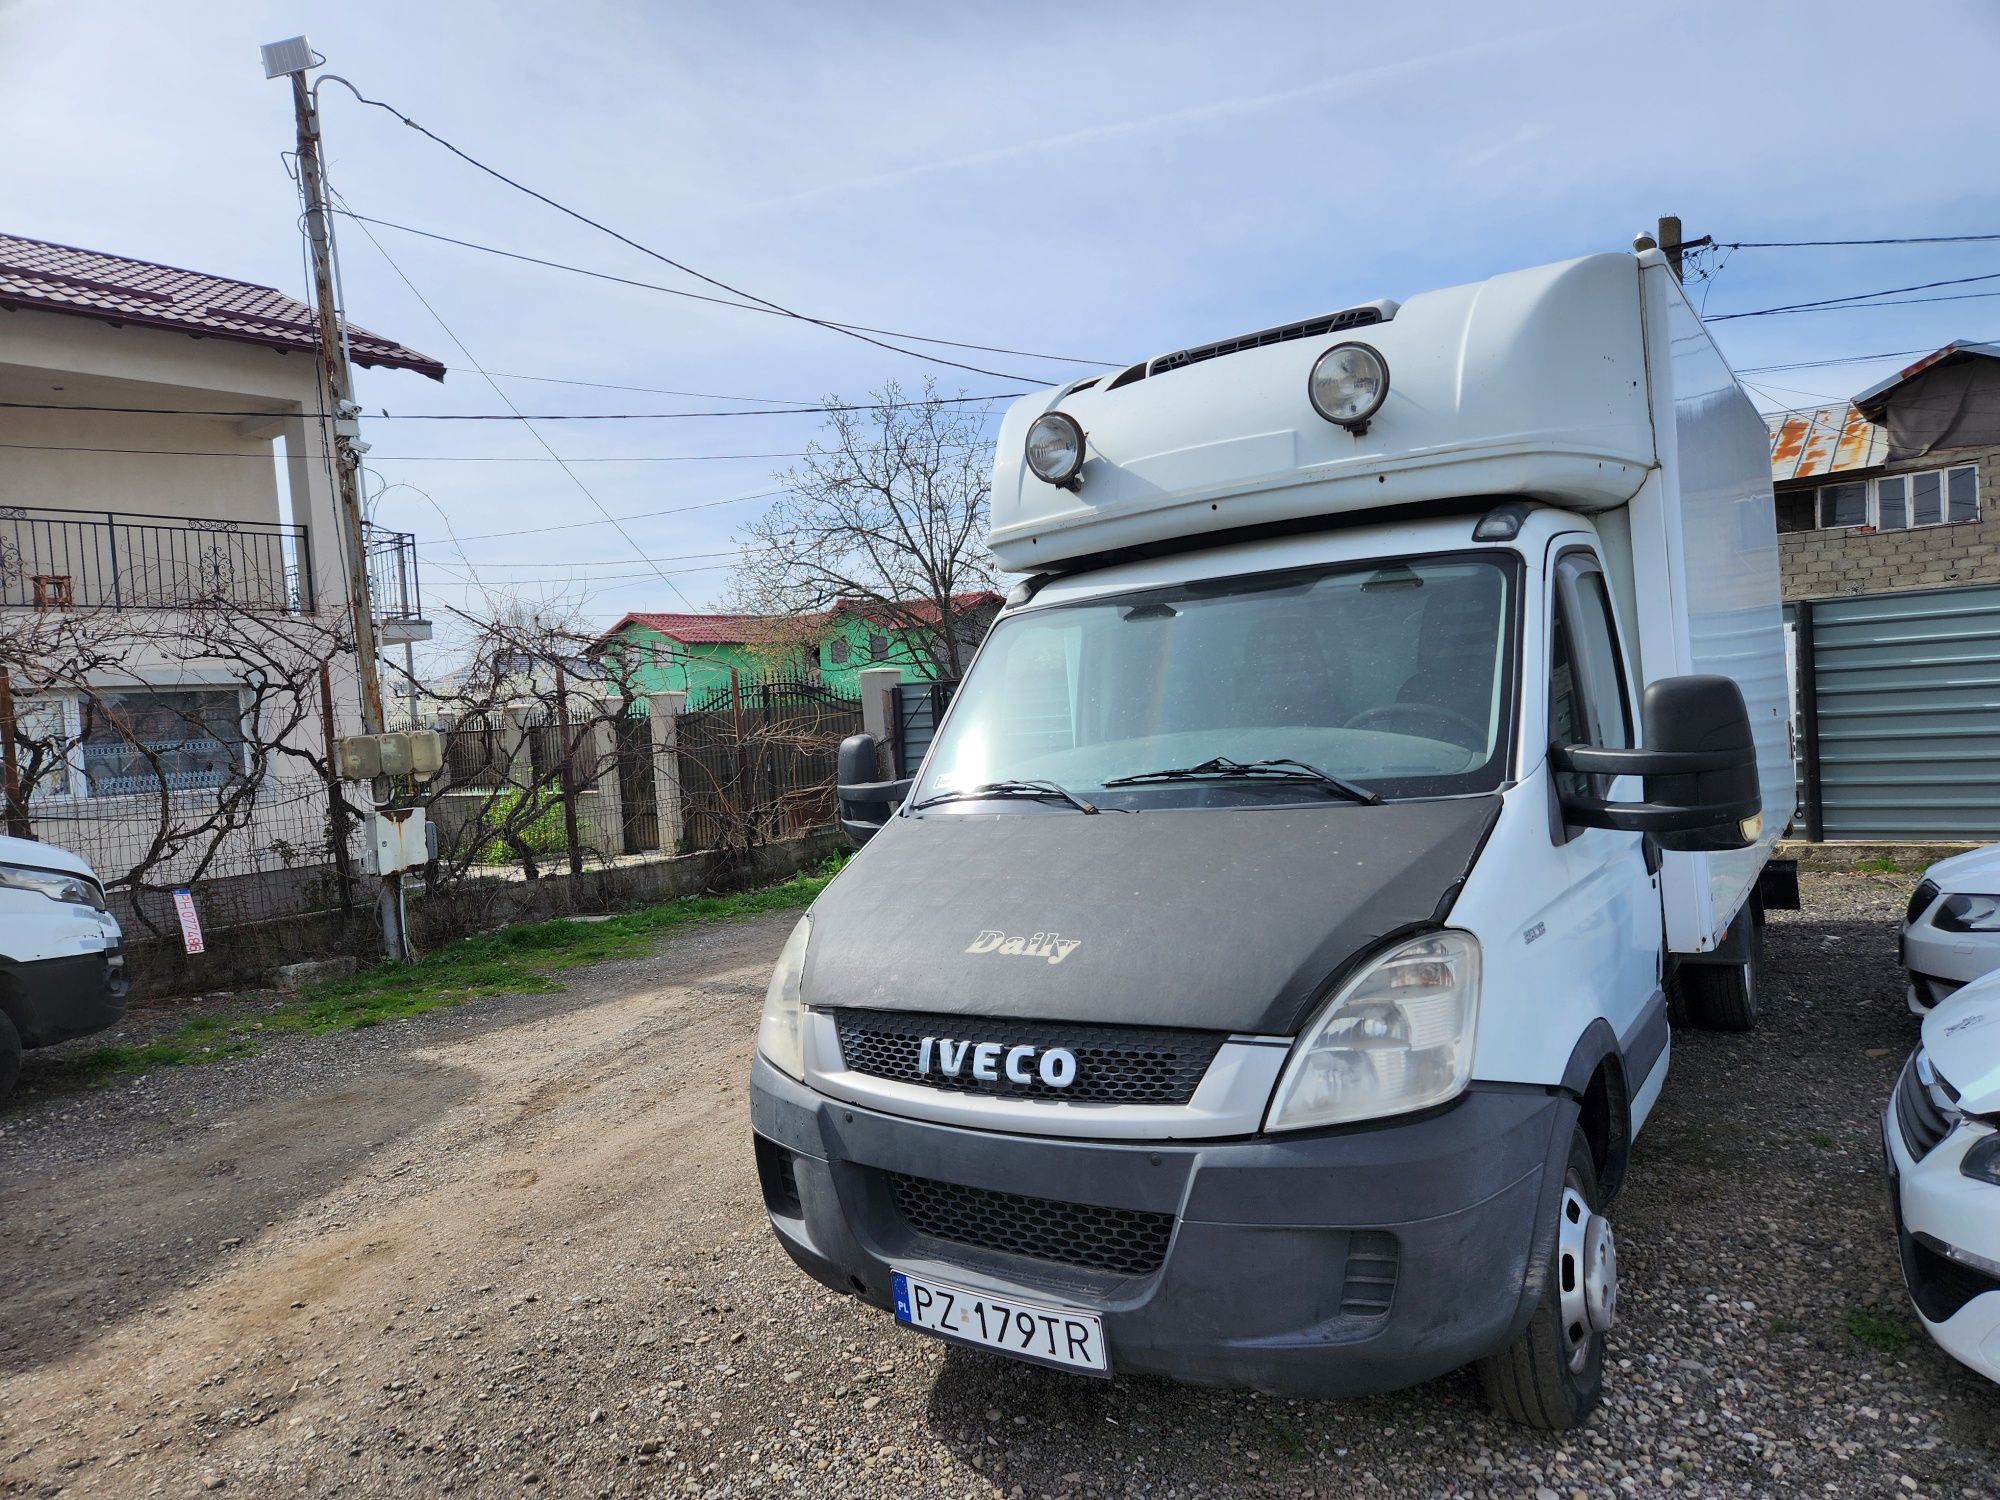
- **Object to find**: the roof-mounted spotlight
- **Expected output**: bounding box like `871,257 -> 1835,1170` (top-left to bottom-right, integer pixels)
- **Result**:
1024,411 -> 1087,491
1307,342 -> 1389,433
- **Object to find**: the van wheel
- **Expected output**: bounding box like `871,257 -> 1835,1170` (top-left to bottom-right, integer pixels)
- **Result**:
1671,906 -> 1763,1032
1477,1127 -> 1613,1430
0,1010 -> 20,1105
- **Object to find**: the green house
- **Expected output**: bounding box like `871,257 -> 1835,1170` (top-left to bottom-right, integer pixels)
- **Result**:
592,594 -> 1000,701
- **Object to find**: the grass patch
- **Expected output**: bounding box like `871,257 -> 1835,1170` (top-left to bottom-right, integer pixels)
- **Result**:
1807,1132 -> 1836,1149
32,856 -> 845,1086
33,1034 -> 258,1087
1768,1316 -> 1801,1336
1844,1305 -> 1911,1354
1854,855 -> 1899,874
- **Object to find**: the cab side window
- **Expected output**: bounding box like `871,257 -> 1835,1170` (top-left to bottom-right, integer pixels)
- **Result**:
1548,557 -> 1632,804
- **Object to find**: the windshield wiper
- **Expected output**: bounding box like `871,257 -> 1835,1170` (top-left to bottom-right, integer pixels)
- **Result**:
909,779 -> 1101,814
1101,756 -> 1381,806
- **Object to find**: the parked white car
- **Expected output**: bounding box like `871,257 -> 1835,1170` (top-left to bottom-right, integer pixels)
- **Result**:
0,835 -> 127,1101
1901,845 -> 2000,1012
1883,976 -> 2000,1386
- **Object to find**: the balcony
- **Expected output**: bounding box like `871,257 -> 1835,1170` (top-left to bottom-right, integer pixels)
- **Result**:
365,525 -> 430,643
0,505 -> 311,614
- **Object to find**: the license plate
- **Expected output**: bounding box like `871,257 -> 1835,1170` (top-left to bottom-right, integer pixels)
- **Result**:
891,1269 -> 1108,1375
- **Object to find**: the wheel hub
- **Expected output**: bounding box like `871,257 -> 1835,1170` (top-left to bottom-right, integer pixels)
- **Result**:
1554,1185 -> 1617,1372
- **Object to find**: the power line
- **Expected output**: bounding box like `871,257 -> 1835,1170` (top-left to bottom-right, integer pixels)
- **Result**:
319,77 -> 1073,383
478,371 -> 819,404
0,395 -> 1020,421
1710,269 -> 2000,321
0,440 -> 989,464
1719,233 -> 2000,249
416,488 -> 784,545
333,210 -> 1119,371
334,190 -> 704,612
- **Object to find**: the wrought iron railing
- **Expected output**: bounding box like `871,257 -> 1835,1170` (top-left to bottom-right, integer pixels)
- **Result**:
0,505 -> 312,613
364,524 -> 423,625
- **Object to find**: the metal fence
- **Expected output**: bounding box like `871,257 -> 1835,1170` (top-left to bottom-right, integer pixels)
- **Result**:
0,505 -> 311,613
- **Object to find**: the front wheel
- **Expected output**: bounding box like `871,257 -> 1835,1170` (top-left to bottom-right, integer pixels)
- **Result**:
1476,1126 -> 1615,1430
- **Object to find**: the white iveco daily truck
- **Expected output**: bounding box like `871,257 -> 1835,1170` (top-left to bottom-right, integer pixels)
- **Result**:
750,246 -> 1795,1428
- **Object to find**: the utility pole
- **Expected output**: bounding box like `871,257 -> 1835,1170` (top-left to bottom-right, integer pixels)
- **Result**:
1657,214 -> 1684,283
262,36 -> 408,961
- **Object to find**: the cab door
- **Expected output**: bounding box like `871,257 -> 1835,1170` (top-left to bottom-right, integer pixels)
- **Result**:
1547,545 -> 1666,1098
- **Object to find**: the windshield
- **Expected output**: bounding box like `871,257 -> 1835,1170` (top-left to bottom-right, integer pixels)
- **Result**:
913,553 -> 1517,810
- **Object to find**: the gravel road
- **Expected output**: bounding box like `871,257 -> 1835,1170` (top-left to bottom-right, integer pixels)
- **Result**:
1,873 -> 1995,1499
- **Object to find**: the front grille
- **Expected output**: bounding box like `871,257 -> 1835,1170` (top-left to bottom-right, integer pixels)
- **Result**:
1149,304 -> 1386,376
1895,1055 -> 1956,1160
829,1008 -> 1226,1105
887,1171 -> 1173,1276
1340,1231 -> 1400,1317
1907,879 -> 1940,927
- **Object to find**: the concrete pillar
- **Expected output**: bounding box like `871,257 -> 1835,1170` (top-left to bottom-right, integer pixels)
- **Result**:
858,666 -> 903,780
649,691 -> 687,851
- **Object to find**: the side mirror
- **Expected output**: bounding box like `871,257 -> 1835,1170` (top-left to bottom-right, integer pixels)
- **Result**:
1554,675 -> 1762,852
835,733 -> 912,847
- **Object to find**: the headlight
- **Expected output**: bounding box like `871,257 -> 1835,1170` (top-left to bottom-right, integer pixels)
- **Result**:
1965,1133 -> 2000,1187
1266,930 -> 1480,1131
757,915 -> 811,1080
1307,341 -> 1389,430
1933,893 -> 2000,932
1024,411 -> 1086,488
0,861 -> 107,911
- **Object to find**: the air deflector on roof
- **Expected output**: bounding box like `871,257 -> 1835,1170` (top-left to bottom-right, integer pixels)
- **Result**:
1147,301 -> 1398,378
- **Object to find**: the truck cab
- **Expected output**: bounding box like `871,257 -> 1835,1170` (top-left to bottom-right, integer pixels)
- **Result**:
750,248 -> 1791,1428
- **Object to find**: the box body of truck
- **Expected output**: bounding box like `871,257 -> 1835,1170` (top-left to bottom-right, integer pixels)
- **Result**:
749,248 -> 1787,1428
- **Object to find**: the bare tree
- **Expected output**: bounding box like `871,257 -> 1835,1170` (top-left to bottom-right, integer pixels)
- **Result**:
732,380 -> 998,677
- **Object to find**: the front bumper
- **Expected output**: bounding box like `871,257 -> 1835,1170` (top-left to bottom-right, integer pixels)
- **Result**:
1880,1098 -> 2000,1385
1900,915 -> 2000,1012
751,1055 -> 1572,1396
0,947 -> 129,1049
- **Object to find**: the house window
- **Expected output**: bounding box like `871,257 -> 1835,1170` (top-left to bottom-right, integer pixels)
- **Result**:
867,633 -> 889,661
1795,465 -> 1979,532
12,697 -> 78,801
1817,482 -> 1867,529
79,688 -> 246,797
827,637 -> 850,666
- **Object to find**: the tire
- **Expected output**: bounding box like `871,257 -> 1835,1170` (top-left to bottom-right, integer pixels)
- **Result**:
0,1009 -> 20,1106
1477,1127 -> 1610,1430
1670,904 -> 1764,1032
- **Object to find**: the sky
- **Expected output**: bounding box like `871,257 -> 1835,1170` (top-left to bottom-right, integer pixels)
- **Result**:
4,0 -> 1999,661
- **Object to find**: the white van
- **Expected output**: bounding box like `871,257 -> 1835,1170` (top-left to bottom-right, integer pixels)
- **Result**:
750,247 -> 1795,1428
0,835 -> 127,1101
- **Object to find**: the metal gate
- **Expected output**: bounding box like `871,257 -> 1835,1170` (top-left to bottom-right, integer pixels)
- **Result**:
1794,581 -> 2000,840
613,703 -> 661,853
675,672 -> 863,851
893,679 -> 959,777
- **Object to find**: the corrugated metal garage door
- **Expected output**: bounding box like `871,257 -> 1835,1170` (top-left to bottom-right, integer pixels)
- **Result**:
1799,582 -> 2000,840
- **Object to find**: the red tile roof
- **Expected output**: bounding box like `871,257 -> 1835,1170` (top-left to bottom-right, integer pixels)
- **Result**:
594,593 -> 1002,651
0,232 -> 445,379
611,611 -> 781,645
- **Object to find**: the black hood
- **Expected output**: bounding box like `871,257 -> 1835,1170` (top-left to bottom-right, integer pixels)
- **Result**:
803,798 -> 1499,1037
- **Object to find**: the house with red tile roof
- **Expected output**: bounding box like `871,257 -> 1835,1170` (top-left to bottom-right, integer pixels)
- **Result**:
593,593 -> 1002,699
0,229 -> 443,923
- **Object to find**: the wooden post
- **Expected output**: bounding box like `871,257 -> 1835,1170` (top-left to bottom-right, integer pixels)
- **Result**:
1794,599 -> 1824,842
318,662 -> 355,911
554,663 -> 584,876
0,667 -> 30,839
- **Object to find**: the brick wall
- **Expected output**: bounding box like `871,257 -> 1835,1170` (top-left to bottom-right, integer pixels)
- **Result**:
1777,446 -> 2000,601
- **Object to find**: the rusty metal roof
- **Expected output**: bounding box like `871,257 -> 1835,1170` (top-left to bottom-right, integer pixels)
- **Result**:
0,231 -> 445,379
1768,404 -> 1887,483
